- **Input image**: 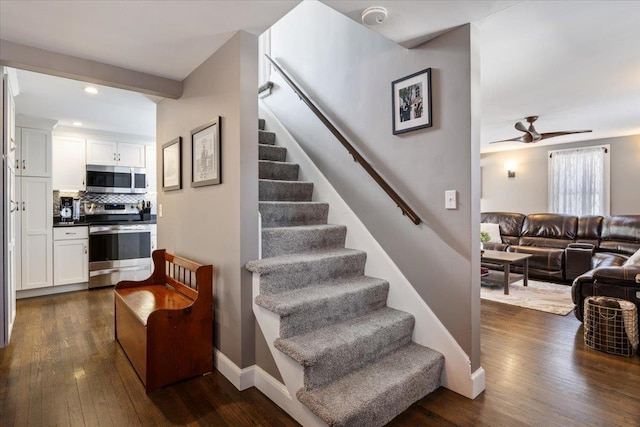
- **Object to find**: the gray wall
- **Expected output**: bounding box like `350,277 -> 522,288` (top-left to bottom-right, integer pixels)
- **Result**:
481,134 -> 640,214
264,2 -> 481,370
156,31 -> 259,369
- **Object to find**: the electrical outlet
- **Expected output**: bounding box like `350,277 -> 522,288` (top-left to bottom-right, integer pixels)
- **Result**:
445,190 -> 457,210
158,204 -> 163,218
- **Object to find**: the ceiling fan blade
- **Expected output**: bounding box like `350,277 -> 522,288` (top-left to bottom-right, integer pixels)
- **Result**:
489,136 -> 526,144
539,130 -> 592,140
514,121 -> 528,133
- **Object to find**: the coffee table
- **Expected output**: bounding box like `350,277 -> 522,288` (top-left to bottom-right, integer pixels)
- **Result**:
481,250 -> 532,295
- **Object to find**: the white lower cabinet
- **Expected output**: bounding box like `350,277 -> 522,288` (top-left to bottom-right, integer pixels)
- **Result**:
53,227 -> 89,286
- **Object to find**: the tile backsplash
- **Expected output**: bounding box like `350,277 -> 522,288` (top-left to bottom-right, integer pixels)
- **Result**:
53,191 -> 156,216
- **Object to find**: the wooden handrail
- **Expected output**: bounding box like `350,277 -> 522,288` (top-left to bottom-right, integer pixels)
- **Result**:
265,55 -> 421,225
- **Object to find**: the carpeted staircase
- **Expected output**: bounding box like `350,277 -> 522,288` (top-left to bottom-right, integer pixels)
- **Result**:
246,119 -> 444,427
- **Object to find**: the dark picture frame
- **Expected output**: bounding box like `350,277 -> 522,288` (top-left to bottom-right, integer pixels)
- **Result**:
162,137 -> 182,191
191,117 -> 221,187
392,68 -> 432,135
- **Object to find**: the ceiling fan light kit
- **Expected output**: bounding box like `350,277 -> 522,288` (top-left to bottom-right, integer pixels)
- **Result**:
491,115 -> 592,144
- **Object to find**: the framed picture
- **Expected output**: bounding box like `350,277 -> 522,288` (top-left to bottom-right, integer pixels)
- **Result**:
191,117 -> 221,187
392,68 -> 432,135
162,137 -> 182,191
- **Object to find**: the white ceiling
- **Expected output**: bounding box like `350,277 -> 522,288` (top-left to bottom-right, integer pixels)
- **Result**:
2,1 -> 639,149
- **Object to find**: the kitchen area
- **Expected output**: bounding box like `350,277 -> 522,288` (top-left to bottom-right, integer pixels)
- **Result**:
2,67 -> 158,321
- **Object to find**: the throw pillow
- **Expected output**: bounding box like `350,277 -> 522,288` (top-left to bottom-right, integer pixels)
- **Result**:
623,247 -> 640,266
481,223 -> 502,243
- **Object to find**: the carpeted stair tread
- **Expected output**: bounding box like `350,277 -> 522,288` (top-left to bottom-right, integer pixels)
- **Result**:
259,118 -> 265,130
256,275 -> 387,316
247,248 -> 367,295
246,248 -> 365,275
259,160 -> 300,181
297,343 -> 444,427
259,144 -> 287,162
256,276 -> 389,339
262,224 -> 347,258
259,179 -> 314,202
275,308 -> 414,389
259,201 -> 329,227
259,130 -> 276,145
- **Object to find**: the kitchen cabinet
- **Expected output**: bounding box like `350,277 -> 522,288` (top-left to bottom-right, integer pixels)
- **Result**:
150,224 -> 157,270
16,127 -> 52,177
17,177 -> 53,290
145,145 -> 157,191
53,136 -> 86,191
53,227 -> 89,286
87,139 -> 145,168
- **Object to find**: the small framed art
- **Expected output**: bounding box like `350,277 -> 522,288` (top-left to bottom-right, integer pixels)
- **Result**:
162,137 -> 182,191
191,117 -> 221,187
392,68 -> 432,135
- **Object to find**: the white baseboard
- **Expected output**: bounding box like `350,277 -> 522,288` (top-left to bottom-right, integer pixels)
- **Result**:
213,349 -> 255,391
17,283 -> 88,299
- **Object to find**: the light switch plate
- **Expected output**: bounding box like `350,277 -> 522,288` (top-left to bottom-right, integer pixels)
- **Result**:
445,190 -> 457,210
158,204 -> 163,218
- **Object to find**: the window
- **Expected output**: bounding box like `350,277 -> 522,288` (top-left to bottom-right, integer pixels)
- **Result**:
548,145 -> 610,216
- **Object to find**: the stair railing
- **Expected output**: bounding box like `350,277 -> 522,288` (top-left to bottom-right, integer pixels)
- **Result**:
265,55 -> 422,225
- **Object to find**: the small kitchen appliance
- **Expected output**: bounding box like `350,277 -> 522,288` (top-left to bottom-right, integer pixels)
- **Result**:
60,196 -> 74,222
72,198 -> 81,221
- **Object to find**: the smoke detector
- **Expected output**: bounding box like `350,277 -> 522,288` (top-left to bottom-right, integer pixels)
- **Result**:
361,6 -> 387,26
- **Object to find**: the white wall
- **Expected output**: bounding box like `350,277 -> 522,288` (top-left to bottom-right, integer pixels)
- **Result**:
156,31 -> 258,368
264,2 -> 481,370
481,134 -> 640,214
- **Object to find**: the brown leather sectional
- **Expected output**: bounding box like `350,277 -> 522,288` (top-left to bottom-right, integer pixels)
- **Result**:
481,212 -> 640,282
482,212 -> 640,330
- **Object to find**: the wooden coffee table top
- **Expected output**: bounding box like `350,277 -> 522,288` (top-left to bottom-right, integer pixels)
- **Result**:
481,250 -> 532,263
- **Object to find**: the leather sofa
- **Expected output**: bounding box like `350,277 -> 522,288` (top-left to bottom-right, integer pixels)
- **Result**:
481,212 -> 640,282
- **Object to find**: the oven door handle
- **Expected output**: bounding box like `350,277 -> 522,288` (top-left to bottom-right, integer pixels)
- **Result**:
89,265 -> 150,277
90,225 -> 151,234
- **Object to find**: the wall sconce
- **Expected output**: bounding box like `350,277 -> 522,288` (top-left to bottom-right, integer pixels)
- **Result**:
504,161 -> 517,178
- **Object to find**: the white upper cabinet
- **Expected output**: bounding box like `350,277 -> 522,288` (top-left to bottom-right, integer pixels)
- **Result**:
145,145 -> 157,191
87,139 -> 145,168
53,136 -> 86,191
16,127 -> 52,177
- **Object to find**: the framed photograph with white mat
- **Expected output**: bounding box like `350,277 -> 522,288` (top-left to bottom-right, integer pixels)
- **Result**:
392,68 -> 432,135
191,117 -> 221,187
162,137 -> 182,191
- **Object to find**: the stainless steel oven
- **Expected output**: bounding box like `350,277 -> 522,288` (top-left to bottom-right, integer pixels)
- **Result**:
86,203 -> 153,288
89,224 -> 152,288
86,165 -> 147,194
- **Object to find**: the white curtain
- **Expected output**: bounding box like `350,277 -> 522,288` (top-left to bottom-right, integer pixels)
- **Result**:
549,146 -> 606,216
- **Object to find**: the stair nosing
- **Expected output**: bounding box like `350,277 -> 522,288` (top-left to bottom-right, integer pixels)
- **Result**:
246,248 -> 366,273
255,275 -> 388,316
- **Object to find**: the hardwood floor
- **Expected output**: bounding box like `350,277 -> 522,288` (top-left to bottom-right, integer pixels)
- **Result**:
1,289 -> 639,426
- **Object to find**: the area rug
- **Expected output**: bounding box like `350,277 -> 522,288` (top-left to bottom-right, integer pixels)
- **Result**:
480,279 -> 574,315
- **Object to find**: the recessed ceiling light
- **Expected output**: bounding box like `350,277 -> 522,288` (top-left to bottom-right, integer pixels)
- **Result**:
84,86 -> 98,94
73,121 -> 83,127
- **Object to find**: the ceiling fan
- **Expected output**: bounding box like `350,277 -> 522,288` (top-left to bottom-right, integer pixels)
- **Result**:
490,116 -> 592,144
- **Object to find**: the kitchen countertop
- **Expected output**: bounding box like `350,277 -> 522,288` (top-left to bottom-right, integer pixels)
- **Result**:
53,216 -> 157,227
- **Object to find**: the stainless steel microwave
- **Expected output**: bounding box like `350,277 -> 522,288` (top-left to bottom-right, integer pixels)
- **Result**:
86,165 -> 147,194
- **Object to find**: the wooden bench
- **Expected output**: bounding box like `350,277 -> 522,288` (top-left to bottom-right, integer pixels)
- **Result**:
114,249 -> 215,392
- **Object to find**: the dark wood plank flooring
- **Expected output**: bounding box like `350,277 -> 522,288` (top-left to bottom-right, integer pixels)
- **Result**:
1,289 -> 639,426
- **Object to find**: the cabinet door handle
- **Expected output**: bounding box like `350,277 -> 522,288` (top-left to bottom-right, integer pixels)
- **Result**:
65,232 -> 76,235
16,159 -> 19,169
22,160 -> 26,169
84,245 -> 88,254
10,200 -> 19,213
22,201 -> 26,211
118,153 -> 121,161
113,153 -> 117,161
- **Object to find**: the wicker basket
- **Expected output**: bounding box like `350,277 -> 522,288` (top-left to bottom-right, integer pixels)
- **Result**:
584,296 -> 638,357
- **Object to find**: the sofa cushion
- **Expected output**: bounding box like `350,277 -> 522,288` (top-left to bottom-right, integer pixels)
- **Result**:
576,215 -> 603,246
600,215 -> 640,255
593,253 -> 627,269
508,245 -> 564,273
480,223 -> 501,243
481,212 -> 525,245
519,213 -> 578,249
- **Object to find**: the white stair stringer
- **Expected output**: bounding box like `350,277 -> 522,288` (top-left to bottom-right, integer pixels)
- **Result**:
252,273 -> 328,427
256,98 -> 485,401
